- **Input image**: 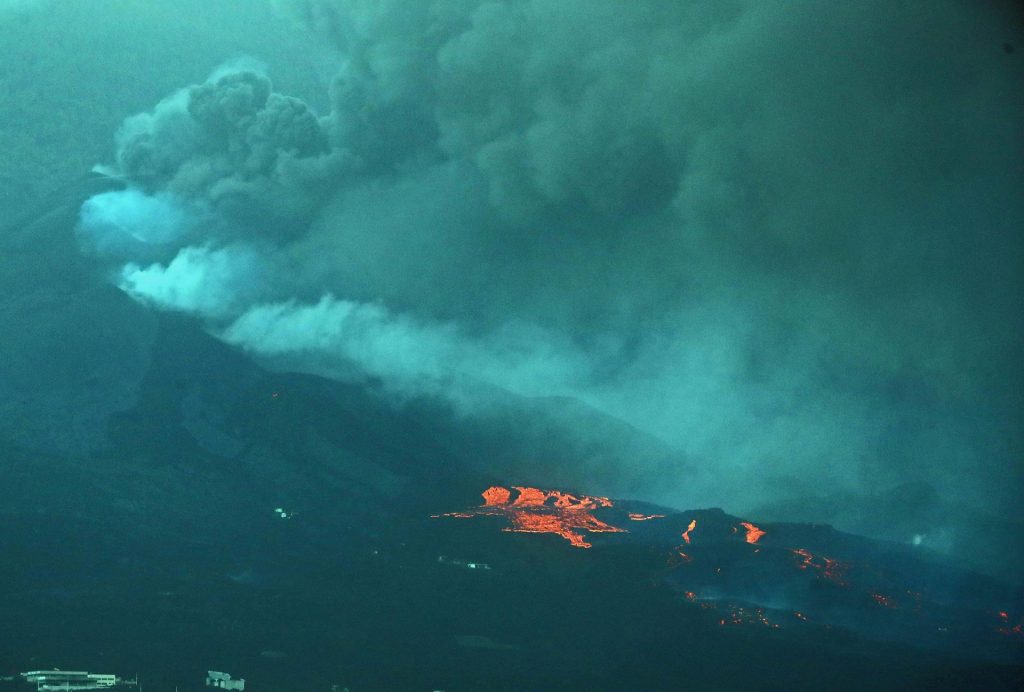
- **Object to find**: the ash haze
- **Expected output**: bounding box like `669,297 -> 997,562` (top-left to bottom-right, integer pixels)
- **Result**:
8,2 -> 1021,557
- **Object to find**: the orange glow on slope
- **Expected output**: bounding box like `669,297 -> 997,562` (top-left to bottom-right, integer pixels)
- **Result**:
790,548 -> 849,586
628,513 -> 665,521
681,519 -> 697,544
510,486 -> 548,506
791,548 -> 813,566
680,594 -> 790,631
997,611 -> 1024,637
667,519 -> 698,566
740,522 -> 766,544
717,606 -> 779,629
437,486 -> 625,548
482,486 -> 512,506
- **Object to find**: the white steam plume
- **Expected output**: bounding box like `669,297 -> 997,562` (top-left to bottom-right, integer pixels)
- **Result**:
77,1 -> 1023,523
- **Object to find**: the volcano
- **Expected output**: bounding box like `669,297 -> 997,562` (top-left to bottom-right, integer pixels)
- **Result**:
0,178 -> 1021,691
436,485 -> 1024,667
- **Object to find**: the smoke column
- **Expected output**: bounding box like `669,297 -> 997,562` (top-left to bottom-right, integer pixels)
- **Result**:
78,1 -> 1023,543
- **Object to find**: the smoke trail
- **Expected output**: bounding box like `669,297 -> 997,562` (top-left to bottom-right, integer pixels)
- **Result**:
78,1 -> 1023,533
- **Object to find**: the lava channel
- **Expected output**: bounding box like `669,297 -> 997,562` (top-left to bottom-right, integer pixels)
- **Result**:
681,519 -> 697,544
739,521 -> 766,544
790,548 -> 849,586
436,486 -> 626,548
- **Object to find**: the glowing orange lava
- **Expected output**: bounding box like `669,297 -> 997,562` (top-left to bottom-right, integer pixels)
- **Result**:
790,548 -> 848,586
681,519 -> 697,544
436,486 -> 625,548
482,486 -> 512,506
666,519 -> 700,567
628,513 -> 665,521
740,521 -> 766,544
792,548 -> 814,568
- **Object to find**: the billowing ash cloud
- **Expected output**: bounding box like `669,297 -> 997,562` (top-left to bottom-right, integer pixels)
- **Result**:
112,67 -> 345,238
80,1 -> 1023,525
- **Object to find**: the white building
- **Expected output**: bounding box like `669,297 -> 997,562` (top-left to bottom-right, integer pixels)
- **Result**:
20,670 -> 119,691
206,671 -> 245,690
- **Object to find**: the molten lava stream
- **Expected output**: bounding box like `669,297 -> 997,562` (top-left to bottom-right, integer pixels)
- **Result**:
790,547 -> 848,586
436,485 -> 626,548
740,521 -> 766,544
482,486 -> 512,506
681,519 -> 697,544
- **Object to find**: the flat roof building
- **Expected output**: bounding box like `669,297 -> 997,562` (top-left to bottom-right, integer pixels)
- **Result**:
206,671 -> 245,690
20,670 -> 119,691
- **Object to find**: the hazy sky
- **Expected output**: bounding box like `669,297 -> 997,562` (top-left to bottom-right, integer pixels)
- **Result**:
12,0 -> 1020,518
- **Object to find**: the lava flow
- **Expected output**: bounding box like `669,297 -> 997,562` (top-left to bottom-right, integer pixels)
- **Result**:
740,521 -> 766,544
665,519 -> 699,566
791,548 -> 849,586
681,519 -> 697,544
436,486 -> 626,548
